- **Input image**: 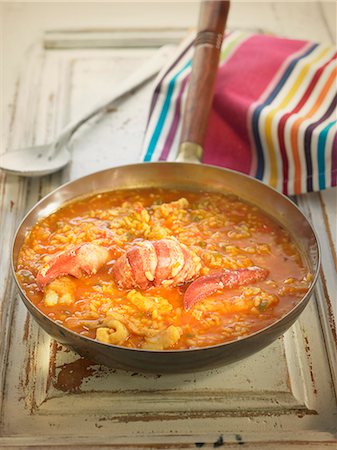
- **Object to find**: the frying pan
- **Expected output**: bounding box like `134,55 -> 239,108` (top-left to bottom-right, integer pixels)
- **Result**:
11,1 -> 320,373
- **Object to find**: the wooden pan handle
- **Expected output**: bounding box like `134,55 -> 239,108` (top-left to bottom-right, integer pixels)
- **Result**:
177,0 -> 230,162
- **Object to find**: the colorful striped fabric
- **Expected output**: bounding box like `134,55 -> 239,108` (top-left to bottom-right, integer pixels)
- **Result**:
141,31 -> 337,195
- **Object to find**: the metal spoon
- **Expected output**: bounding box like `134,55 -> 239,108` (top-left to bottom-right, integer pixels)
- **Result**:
0,45 -> 173,177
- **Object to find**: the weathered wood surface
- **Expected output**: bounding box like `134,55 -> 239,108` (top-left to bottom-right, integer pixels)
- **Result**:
0,2 -> 336,448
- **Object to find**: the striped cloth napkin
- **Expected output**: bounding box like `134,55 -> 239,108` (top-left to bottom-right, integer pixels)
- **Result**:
141,31 -> 337,195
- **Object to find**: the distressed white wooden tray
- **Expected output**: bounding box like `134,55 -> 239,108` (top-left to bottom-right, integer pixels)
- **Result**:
1,3 -> 336,448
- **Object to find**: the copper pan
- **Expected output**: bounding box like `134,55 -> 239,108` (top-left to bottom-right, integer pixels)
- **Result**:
11,1 -> 320,373
12,162 -> 320,373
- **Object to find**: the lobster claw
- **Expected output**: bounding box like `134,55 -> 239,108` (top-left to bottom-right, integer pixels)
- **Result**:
37,243 -> 110,288
183,266 -> 269,310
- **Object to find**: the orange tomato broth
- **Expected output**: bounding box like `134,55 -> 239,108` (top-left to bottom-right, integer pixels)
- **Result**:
16,188 -> 312,350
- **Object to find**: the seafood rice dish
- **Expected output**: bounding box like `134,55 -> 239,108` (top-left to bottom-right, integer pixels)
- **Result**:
16,188 -> 312,350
